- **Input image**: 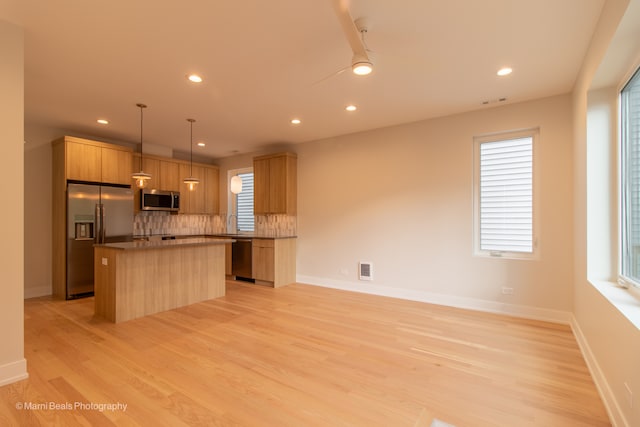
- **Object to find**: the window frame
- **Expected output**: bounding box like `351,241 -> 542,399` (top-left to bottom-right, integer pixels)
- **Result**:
473,128 -> 540,260
227,167 -> 254,233
618,66 -> 640,289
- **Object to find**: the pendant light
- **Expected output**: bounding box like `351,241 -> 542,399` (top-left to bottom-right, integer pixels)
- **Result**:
131,103 -> 151,188
183,118 -> 199,191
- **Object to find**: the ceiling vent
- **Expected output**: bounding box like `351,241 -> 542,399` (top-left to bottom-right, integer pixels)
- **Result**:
359,261 -> 373,281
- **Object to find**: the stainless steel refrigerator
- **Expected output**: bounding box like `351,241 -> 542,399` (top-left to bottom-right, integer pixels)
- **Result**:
67,183 -> 134,299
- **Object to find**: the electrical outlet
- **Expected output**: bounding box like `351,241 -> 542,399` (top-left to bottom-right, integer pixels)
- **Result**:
501,287 -> 514,295
624,382 -> 633,408
102,257 -> 108,266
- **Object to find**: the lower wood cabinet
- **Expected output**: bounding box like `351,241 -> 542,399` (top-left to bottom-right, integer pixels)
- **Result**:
252,238 -> 296,287
252,239 -> 275,282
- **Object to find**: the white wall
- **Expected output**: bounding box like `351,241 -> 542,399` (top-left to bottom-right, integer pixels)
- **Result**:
572,0 -> 640,426
296,94 -> 574,321
0,20 -> 27,386
24,142 -> 52,298
23,124 -> 76,298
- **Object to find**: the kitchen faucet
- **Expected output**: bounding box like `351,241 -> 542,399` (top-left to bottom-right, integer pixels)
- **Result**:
227,213 -> 237,233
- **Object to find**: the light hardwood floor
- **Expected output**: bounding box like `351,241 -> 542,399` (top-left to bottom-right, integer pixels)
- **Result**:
1,281 -> 610,426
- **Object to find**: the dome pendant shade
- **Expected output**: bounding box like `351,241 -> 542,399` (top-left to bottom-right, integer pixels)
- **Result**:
132,171 -> 151,189
132,103 -> 151,188
230,175 -> 243,194
184,177 -> 200,192
183,118 -> 199,191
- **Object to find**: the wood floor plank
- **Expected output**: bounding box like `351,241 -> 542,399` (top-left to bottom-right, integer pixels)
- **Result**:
0,281 -> 610,426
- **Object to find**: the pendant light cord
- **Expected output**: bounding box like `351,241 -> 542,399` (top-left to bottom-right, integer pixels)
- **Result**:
136,103 -> 147,171
187,118 -> 195,176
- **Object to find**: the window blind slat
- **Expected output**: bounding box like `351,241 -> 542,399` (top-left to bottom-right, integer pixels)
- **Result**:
479,137 -> 533,253
236,172 -> 254,231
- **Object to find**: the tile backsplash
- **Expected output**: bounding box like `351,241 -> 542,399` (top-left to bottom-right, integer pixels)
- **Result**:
254,214 -> 297,237
134,212 -> 297,237
134,212 -> 225,236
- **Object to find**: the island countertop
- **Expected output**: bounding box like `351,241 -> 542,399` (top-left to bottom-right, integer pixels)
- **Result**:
96,237 -> 234,251
208,233 -> 297,240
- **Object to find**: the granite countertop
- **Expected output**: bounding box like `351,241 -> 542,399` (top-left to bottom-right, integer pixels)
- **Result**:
96,237 -> 234,251
207,233 -> 297,240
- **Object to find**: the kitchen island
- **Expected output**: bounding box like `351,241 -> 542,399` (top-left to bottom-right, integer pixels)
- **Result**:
94,237 -> 232,323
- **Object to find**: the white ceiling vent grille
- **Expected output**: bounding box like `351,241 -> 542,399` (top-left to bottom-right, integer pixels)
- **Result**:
359,262 -> 373,281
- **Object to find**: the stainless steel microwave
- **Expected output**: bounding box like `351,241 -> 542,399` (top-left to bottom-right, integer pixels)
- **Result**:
140,189 -> 180,211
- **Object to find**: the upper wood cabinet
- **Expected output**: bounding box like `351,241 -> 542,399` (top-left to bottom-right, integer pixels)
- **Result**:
102,147 -> 134,185
132,152 -> 219,215
159,160 -> 181,192
204,166 -> 219,214
179,163 -> 206,214
253,152 -> 297,215
65,140 -> 102,182
54,136 -> 133,185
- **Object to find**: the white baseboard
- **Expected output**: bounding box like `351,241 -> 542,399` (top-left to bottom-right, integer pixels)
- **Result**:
24,285 -> 52,299
296,275 -> 573,324
0,358 -> 28,387
570,316 -> 628,427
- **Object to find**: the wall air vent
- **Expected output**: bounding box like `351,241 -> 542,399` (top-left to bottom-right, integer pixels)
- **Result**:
359,262 -> 373,281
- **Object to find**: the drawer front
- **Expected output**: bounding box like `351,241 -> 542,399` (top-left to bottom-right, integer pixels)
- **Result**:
252,239 -> 274,249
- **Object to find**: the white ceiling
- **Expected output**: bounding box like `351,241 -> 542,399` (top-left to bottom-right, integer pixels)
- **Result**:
3,0 -> 605,158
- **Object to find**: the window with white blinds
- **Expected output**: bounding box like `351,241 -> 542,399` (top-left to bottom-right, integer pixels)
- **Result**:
236,172 -> 254,232
474,130 -> 538,258
620,68 -> 640,286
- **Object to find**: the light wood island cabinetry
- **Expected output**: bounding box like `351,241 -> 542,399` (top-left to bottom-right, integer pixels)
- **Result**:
94,238 -> 229,322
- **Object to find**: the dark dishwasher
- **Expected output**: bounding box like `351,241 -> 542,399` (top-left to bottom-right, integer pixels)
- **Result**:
232,238 -> 253,280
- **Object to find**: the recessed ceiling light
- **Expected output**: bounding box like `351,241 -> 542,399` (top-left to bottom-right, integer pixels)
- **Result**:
345,105 -> 357,112
97,119 -> 109,125
187,74 -> 203,83
290,118 -> 301,125
497,67 -> 513,76
197,142 -> 206,147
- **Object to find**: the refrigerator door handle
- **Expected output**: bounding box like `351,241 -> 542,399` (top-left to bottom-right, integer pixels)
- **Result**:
95,203 -> 105,244
101,204 -> 106,243
94,204 -> 101,244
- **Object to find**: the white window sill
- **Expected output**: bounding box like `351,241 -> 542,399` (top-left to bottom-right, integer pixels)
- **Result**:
589,280 -> 640,330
